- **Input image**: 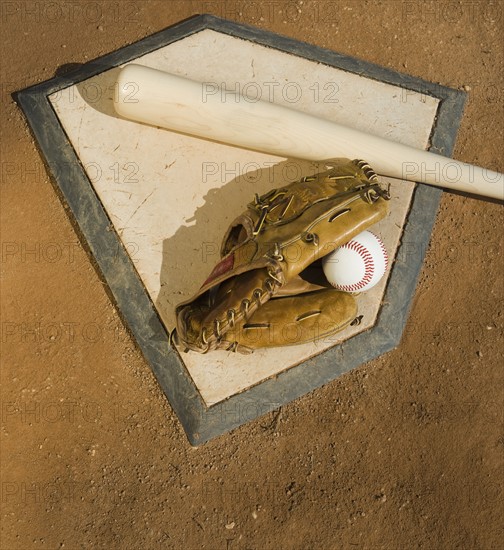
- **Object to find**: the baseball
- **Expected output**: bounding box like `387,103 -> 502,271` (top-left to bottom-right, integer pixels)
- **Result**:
322,231 -> 388,292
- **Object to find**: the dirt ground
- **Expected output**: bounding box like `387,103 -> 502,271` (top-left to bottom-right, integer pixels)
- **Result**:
1,1 -> 503,549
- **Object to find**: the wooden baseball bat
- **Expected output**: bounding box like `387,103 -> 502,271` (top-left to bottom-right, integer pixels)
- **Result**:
113,64 -> 503,200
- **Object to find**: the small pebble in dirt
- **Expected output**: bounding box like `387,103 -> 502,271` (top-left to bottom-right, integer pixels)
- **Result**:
225,522 -> 235,530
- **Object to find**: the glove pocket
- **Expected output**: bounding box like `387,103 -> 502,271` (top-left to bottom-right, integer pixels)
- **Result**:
225,288 -> 358,350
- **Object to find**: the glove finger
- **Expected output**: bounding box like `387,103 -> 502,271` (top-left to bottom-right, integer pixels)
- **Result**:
224,289 -> 357,351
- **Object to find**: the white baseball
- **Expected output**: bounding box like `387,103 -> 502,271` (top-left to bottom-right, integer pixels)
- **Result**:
322,231 -> 388,292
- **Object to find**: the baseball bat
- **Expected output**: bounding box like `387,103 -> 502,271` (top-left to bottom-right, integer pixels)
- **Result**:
113,64 -> 503,200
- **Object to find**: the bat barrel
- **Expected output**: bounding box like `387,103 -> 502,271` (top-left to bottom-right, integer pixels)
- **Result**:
114,64 -> 503,200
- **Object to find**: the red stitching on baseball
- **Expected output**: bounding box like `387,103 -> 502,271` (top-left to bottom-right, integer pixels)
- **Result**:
334,240 -> 375,292
376,235 -> 389,270
328,233 -> 388,292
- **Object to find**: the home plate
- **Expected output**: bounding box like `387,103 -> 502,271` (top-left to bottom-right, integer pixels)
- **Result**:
16,15 -> 465,444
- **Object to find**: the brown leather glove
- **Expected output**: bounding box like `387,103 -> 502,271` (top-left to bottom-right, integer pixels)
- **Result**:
174,158 -> 390,353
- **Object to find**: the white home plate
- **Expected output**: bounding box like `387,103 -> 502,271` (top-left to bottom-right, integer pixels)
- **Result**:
19,15 -> 464,442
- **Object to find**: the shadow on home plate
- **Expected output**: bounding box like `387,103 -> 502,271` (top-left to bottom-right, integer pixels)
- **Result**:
156,159 -> 320,329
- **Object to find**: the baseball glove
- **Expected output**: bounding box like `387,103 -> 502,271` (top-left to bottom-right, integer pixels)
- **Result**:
174,158 -> 390,353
